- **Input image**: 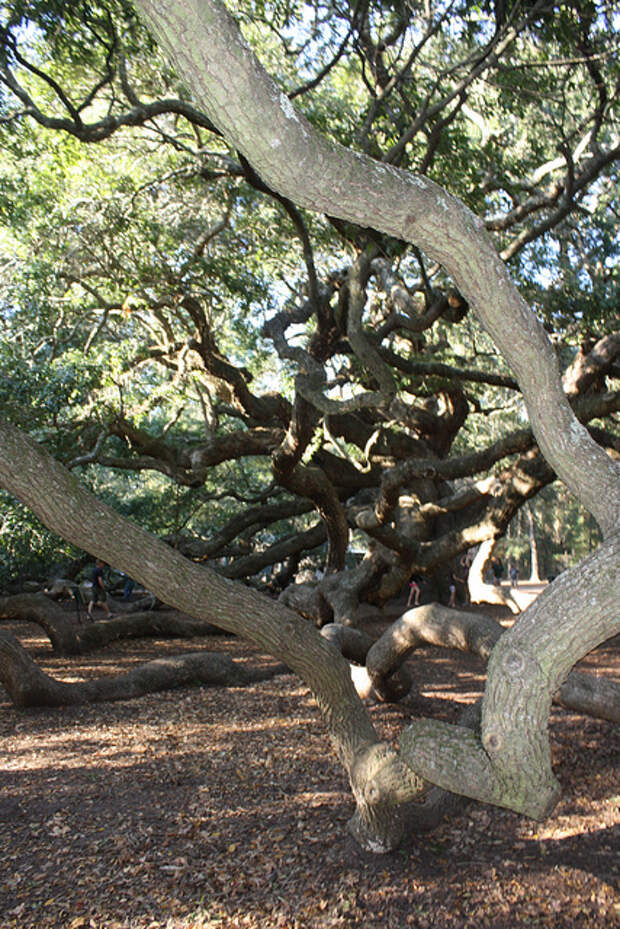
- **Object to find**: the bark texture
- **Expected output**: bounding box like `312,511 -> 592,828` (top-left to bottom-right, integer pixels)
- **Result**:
400,532 -> 620,815
0,0 -> 617,852
0,594 -> 79,655
0,421 -> 617,847
0,420 -> 419,851
467,540 -> 521,613
323,602 -> 620,724
127,0 -> 620,824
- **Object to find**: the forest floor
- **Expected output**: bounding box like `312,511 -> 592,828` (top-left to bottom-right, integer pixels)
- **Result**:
0,595 -> 618,929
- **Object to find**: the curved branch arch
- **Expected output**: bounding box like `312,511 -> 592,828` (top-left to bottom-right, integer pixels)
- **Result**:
131,0 -> 620,537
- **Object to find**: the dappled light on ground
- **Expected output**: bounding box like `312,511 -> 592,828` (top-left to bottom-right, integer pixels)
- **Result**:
0,613 -> 618,929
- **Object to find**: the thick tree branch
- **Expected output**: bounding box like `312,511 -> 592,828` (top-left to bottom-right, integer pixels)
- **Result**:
0,629 -> 287,707
130,0 -> 620,537
400,533 -> 619,815
0,419 -> 383,757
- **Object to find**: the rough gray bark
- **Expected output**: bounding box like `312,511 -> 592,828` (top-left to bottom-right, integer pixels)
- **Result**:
0,0 -> 618,852
321,601 -> 620,724
0,628 -> 287,707
320,624 -> 412,702
401,533 -> 620,814
278,550 -> 390,628
0,419 -> 423,851
278,581 -> 331,626
367,604 -> 501,675
556,670 -> 620,724
127,0 -> 620,827
1,420 -> 618,847
320,624 -> 375,666
364,603 -> 620,724
319,550 -> 389,626
0,593 -> 80,655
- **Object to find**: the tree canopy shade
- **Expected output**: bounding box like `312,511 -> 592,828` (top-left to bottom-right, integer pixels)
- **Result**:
0,0 -> 619,851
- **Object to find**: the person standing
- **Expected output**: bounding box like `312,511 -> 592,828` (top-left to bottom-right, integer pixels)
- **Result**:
509,562 -> 519,585
460,554 -> 472,603
88,559 -> 112,620
407,575 -> 421,607
448,571 -> 457,608
122,574 -> 135,601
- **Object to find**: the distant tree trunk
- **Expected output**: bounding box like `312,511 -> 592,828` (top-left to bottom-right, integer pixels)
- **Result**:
526,503 -> 542,582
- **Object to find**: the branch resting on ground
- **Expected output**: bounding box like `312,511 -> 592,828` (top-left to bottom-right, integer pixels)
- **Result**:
0,595 -> 223,655
332,602 -> 620,725
0,629 -> 287,707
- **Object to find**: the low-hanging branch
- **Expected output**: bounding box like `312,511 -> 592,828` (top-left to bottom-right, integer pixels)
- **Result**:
0,629 -> 288,708
0,595 -> 226,655
361,603 -> 620,724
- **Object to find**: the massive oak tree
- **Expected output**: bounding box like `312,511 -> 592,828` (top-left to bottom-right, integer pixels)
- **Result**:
0,0 -> 618,851
1,0 -> 618,602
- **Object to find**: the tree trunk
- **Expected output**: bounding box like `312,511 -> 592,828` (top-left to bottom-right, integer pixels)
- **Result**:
323,603 -> 620,724
401,533 -> 619,816
2,0 -> 619,850
467,540 -> 520,614
0,593 -> 80,655
526,502 -> 542,583
0,419 -> 421,851
0,421 -> 618,848
278,581 -> 332,627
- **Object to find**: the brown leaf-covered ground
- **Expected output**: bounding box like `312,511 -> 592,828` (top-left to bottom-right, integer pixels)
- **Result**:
0,598 -> 618,929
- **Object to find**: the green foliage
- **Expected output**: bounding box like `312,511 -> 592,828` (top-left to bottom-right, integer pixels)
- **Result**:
502,488 -> 602,580
0,344 -> 102,429
0,492 -> 80,586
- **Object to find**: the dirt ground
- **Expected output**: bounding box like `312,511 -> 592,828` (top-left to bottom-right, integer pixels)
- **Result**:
0,599 -> 618,929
